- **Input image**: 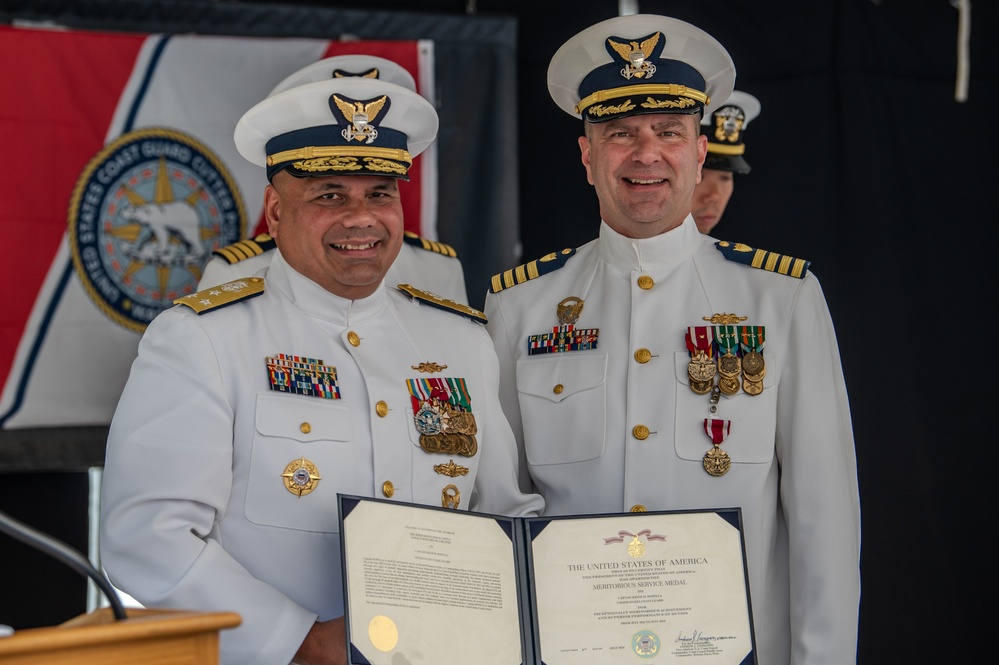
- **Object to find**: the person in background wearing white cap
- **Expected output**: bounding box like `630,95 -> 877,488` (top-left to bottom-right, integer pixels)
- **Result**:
100,74 -> 542,665
691,90 -> 761,234
485,15 -> 859,664
198,54 -> 469,304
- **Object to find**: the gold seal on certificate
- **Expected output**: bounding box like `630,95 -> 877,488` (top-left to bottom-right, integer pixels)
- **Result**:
368,615 -> 398,652
632,629 -> 661,657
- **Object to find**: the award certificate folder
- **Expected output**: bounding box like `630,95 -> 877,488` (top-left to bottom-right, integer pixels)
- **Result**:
338,495 -> 756,665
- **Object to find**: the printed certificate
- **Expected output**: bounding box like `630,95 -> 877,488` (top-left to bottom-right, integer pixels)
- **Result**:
338,496 -> 755,665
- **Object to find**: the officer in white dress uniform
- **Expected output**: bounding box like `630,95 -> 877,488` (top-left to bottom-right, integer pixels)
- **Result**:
101,74 -> 542,665
692,89 -> 761,234
484,15 -> 860,665
198,55 -> 468,304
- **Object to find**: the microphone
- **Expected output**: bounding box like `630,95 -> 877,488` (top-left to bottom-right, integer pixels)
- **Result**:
0,508 -> 127,621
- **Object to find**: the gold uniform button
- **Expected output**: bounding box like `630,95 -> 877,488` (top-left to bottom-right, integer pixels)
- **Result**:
634,348 -> 652,364
553,384 -> 564,395
382,481 -> 394,498
637,275 -> 654,290
299,422 -> 311,434
630,504 -> 647,513
632,424 -> 650,440
375,401 -> 389,417
347,331 -> 360,346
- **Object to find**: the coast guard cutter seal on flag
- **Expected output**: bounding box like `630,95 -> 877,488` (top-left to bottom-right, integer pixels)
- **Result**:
0,24 -> 436,430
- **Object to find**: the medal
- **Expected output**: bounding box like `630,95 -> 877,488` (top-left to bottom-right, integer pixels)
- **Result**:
686,326 -> 716,394
407,378 -> 478,456
739,326 -> 766,395
715,325 -> 741,396
702,418 -> 732,477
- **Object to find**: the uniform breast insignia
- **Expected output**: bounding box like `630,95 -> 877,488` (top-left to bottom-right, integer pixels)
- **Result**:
441,484 -> 461,509
489,248 -> 577,294
434,460 -> 469,477
406,378 -> 478,457
715,241 -> 811,279
396,284 -> 487,324
174,277 -> 264,313
702,418 -> 732,477
403,231 -> 458,258
528,296 -> 599,355
211,233 -> 276,264
282,457 -> 321,497
703,313 -> 748,325
412,362 -> 447,373
266,353 -> 341,399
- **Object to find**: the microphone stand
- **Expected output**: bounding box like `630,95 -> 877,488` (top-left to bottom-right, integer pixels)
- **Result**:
0,508 -> 127,621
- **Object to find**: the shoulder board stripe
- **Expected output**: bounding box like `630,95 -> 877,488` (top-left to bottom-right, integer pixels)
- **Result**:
174,277 -> 265,314
489,248 -> 576,293
212,234 -> 276,265
396,284 -> 486,324
403,231 -> 458,258
715,241 -> 810,279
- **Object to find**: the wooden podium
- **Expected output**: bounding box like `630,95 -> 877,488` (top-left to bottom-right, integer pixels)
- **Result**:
0,607 -> 241,665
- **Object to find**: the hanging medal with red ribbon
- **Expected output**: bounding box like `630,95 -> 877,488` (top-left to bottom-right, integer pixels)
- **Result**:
739,326 -> 766,396
686,326 -> 716,395
702,418 -> 732,477
714,324 -> 741,396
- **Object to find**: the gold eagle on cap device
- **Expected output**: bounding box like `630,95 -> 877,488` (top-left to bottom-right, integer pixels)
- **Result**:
608,33 -> 661,78
332,94 -> 387,143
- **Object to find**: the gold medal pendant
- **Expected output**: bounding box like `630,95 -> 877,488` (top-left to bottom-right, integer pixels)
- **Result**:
741,349 -> 765,376
717,351 -> 741,396
743,378 -> 763,396
703,445 -> 731,476
690,378 -> 714,395
688,350 -> 716,393
701,418 -> 732,476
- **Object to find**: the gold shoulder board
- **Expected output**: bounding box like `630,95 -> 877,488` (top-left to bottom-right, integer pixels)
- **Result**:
397,284 -> 487,324
714,241 -> 811,279
403,231 -> 458,258
174,277 -> 265,314
489,247 -> 576,293
212,233 -> 277,265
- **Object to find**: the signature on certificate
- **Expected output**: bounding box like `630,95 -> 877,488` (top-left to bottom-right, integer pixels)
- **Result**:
675,630 -> 737,644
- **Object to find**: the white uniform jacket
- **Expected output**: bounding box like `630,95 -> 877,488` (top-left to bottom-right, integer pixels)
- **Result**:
199,239 -> 469,304
484,218 -> 860,665
101,252 -> 541,665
